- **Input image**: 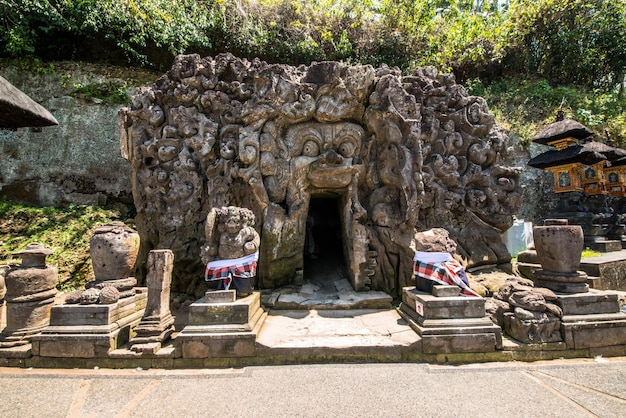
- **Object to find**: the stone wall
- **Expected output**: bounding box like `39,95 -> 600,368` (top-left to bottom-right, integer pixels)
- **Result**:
1,60 -> 554,296
119,54 -> 526,296
0,63 -> 156,207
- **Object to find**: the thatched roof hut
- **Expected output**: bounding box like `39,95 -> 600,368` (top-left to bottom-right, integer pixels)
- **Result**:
528,141 -> 626,169
532,119 -> 594,146
0,75 -> 58,129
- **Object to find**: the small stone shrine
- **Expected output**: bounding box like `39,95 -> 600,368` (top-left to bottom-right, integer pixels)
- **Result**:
119,53 -> 522,297
0,243 -> 57,348
32,223 -> 147,358
532,219 -> 589,293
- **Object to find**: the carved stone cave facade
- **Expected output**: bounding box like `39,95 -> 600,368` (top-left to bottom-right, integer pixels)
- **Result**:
118,53 -> 522,297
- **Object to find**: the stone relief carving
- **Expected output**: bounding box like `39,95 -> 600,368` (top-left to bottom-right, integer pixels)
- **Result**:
119,53 -> 522,297
200,206 -> 260,265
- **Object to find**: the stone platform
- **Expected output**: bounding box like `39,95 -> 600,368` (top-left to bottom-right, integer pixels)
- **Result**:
31,289 -> 147,358
555,289 -> 626,351
265,279 -> 392,310
399,287 -> 502,354
1,280 -> 625,368
175,291 -> 267,358
579,250 -> 626,291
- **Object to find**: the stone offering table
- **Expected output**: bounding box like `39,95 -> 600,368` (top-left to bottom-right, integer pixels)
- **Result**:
176,290 -> 266,358
31,289 -> 147,358
399,286 -> 502,354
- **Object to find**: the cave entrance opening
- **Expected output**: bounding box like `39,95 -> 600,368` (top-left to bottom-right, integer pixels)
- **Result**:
303,195 -> 348,289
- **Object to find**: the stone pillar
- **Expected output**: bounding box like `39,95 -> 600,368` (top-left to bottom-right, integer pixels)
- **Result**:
130,250 -> 175,354
0,243 -> 57,347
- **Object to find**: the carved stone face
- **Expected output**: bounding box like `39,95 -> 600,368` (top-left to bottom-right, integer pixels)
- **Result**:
224,210 -> 243,234
286,122 -> 364,189
156,169 -> 169,183
468,102 -> 481,125
220,136 -> 237,160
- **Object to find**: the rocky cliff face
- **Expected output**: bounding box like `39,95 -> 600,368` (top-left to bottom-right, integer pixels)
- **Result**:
119,53 -> 527,295
0,60 -> 551,295
0,63 -> 156,209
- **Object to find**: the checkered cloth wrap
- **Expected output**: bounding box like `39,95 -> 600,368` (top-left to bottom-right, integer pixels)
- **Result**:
205,252 -> 259,290
413,251 -> 479,297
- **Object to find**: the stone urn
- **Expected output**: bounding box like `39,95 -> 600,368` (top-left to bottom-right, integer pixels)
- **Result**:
533,219 -> 583,273
532,219 -> 588,293
83,222 -> 140,300
1,243 -> 58,347
90,222 -> 140,282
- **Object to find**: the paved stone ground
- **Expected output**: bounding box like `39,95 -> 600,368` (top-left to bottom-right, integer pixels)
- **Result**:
0,358 -> 625,417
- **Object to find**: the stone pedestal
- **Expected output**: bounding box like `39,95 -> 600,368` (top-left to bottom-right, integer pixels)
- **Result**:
176,291 -> 266,358
533,269 -> 589,294
399,286 -> 502,354
0,243 -> 57,348
129,250 -> 175,354
31,289 -> 147,358
555,289 -> 626,350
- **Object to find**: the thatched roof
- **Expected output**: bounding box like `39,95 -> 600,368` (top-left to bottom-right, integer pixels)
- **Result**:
0,75 -> 58,129
587,141 -> 626,161
528,142 -> 608,169
609,155 -> 626,168
532,119 -> 594,146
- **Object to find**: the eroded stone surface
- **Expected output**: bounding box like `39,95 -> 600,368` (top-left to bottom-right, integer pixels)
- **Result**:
119,54 -> 522,296
493,277 -> 563,343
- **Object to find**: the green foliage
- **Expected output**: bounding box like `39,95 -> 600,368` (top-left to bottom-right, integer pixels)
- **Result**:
0,200 -> 129,291
1,0 -> 625,143
501,0 -> 626,88
2,0 -> 624,86
467,77 -> 626,147
71,80 -> 129,104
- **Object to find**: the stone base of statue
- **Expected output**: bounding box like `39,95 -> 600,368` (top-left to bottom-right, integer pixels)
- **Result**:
555,289 -> 626,350
176,290 -> 267,358
533,269 -> 590,294
31,288 -> 147,358
399,286 -> 502,354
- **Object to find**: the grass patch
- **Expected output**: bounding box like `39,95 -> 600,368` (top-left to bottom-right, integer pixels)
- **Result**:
0,200 -> 133,292
581,248 -> 602,259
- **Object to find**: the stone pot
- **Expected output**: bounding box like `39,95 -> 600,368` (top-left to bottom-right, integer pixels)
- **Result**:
90,222 -> 140,281
533,219 -> 583,273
